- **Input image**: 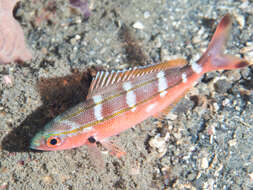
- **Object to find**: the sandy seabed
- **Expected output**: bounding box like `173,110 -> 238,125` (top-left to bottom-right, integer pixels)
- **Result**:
0,0 -> 253,189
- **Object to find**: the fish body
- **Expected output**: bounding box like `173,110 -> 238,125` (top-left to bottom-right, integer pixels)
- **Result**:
30,14 -> 250,154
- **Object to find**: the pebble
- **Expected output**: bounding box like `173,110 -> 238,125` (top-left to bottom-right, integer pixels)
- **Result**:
144,11 -> 150,19
222,99 -> 230,106
240,42 -> 253,64
75,17 -> 82,24
230,184 -> 241,190
187,172 -> 197,181
224,70 -> 241,81
153,36 -> 162,48
75,35 -> 81,40
213,103 -> 220,112
249,172 -> 253,180
233,12 -> 245,29
201,157 -> 209,169
149,135 -> 166,149
149,133 -> 170,157
166,112 -> 178,120
240,42 -> 253,53
42,175 -> 54,184
240,67 -> 251,79
228,139 -> 237,147
203,178 -> 214,190
132,21 -> 144,30
192,27 -> 207,44
70,38 -> 77,45
3,75 -> 13,86
213,79 -> 232,93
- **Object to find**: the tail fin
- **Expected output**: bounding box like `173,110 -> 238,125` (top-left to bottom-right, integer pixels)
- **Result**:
198,14 -> 250,73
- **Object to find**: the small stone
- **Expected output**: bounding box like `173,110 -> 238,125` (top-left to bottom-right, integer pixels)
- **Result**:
228,139 -> 237,147
222,99 -> 230,106
41,47 -> 47,54
174,131 -> 182,139
201,157 -> 209,169
70,37 -> 77,45
225,70 -> 241,81
116,64 -> 129,70
95,59 -> 102,64
240,42 -> 253,53
240,67 -> 251,79
144,11 -> 150,19
203,178 -> 214,190
42,175 -> 54,184
75,34 -> 81,40
192,27 -> 206,44
187,172 -> 197,181
153,36 -> 162,48
75,17 -> 82,24
132,21 -> 144,30
233,12 -> 245,29
3,75 -> 13,86
149,134 -> 169,157
214,164 -> 223,177
214,79 -> 232,93
213,103 -> 220,112
129,165 -> 140,175
230,184 -> 241,190
149,135 -> 166,149
207,124 -> 216,135
166,112 -> 178,120
249,172 -> 253,180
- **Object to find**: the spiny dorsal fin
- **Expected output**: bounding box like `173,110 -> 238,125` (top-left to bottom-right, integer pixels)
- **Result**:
87,59 -> 187,98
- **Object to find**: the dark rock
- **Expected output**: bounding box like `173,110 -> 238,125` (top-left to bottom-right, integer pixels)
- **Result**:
214,79 -> 232,93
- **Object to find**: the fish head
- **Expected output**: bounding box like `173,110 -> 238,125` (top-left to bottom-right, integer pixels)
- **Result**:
30,117 -> 95,151
30,129 -> 64,151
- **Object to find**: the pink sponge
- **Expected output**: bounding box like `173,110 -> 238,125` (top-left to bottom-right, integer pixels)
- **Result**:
0,0 -> 32,64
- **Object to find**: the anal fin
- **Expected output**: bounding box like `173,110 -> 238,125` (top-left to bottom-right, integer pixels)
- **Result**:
101,140 -> 126,158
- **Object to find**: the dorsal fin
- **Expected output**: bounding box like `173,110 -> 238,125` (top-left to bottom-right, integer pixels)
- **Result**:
87,59 -> 187,98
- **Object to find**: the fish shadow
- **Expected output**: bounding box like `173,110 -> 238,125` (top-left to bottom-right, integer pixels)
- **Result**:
1,69 -> 96,152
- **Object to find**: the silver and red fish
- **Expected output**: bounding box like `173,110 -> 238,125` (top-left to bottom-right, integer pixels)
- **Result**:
30,14 -> 251,157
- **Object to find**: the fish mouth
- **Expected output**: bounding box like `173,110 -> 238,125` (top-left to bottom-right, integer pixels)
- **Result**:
30,131 -> 46,150
29,142 -> 49,151
29,144 -> 36,150
29,143 -> 42,150
29,140 -> 42,150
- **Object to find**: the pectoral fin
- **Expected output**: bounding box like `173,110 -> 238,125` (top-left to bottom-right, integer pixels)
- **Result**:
86,143 -> 105,170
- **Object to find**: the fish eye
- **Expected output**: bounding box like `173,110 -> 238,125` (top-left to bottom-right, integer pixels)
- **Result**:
88,136 -> 96,143
50,138 -> 57,145
46,136 -> 62,147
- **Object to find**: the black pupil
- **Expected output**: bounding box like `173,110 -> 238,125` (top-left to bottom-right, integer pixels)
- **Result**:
50,138 -> 57,145
88,136 -> 96,143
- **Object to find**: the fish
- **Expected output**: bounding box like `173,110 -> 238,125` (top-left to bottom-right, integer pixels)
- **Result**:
30,14 -> 251,158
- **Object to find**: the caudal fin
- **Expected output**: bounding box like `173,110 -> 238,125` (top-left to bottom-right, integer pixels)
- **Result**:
199,14 -> 250,72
